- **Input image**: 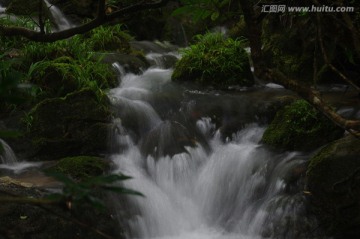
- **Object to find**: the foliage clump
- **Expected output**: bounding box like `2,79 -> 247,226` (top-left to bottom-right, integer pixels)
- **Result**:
50,156 -> 108,180
172,32 -> 254,88
261,99 -> 344,151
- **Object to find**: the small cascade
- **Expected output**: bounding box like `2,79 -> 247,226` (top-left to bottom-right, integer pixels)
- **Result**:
145,52 -> 180,69
0,4 -> 5,14
0,139 -> 17,164
44,0 -> 73,31
107,50 -> 321,239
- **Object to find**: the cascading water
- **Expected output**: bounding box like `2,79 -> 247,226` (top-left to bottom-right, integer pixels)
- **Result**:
0,4 -> 5,14
44,0 -> 73,31
108,52 -> 321,239
0,139 -> 17,164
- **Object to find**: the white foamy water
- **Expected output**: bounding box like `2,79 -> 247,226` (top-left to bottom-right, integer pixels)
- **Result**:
44,0 -> 73,31
0,161 -> 42,174
108,62 -> 316,239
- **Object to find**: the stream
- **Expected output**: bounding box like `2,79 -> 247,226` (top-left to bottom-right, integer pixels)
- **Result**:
106,51 -> 319,239
0,6 -> 330,238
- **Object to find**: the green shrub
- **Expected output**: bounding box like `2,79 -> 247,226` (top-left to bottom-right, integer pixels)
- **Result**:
172,32 -> 254,88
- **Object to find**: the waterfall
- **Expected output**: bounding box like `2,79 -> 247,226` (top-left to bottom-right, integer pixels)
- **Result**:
0,139 -> 17,164
108,54 -> 320,239
44,0 -> 73,31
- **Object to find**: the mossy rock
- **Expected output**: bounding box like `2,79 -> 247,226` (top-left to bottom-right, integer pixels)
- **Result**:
30,58 -> 78,98
255,95 -> 298,124
261,99 -> 344,151
172,33 -> 254,89
28,89 -> 112,160
51,156 -> 109,180
306,136 -> 360,238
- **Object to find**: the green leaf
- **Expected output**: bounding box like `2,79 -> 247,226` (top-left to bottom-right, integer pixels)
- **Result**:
101,185 -> 144,197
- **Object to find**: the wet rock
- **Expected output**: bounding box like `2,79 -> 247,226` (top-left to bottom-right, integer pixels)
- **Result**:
306,135 -> 360,238
140,121 -> 197,158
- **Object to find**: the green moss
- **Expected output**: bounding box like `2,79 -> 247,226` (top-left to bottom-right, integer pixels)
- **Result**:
172,33 -> 254,88
51,156 -> 109,180
261,100 -> 344,151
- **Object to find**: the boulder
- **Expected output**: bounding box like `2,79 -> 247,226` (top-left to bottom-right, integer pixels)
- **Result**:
306,135 -> 360,238
28,89 -> 112,160
261,100 -> 344,151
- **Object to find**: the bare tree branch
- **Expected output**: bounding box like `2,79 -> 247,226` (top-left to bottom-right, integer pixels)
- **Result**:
0,0 -> 170,42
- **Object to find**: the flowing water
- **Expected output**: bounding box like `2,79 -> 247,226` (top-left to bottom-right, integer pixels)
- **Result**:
0,139 -> 17,164
44,0 -> 73,31
108,51 -> 319,239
